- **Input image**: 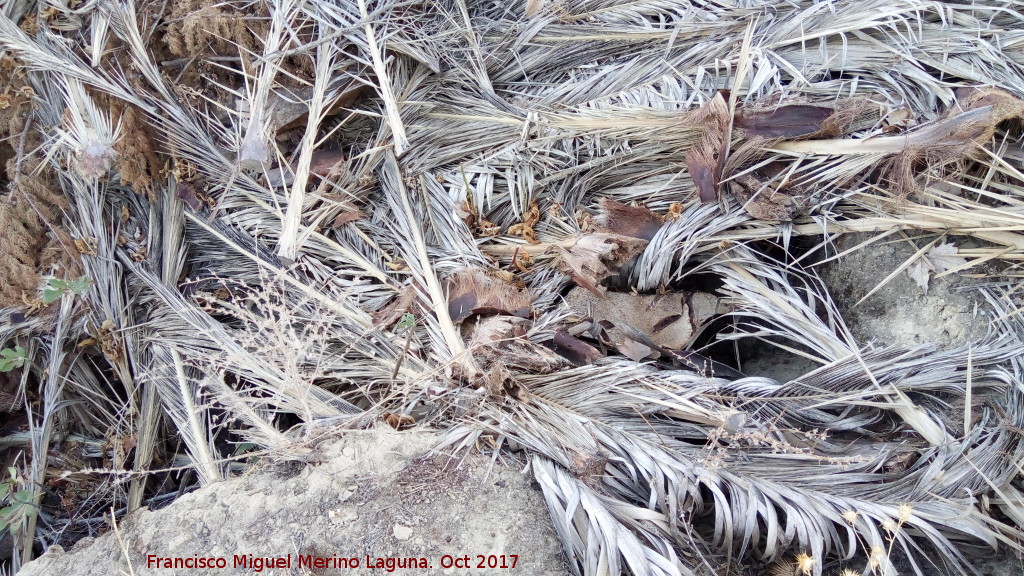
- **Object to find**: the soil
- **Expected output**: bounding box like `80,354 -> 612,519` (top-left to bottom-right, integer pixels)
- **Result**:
740,233 -> 990,382
17,428 -> 570,576
819,234 -> 989,349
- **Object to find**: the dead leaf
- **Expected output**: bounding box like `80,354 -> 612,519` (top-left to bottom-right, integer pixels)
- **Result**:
907,242 -> 968,292
372,285 -> 418,329
727,171 -> 807,221
616,336 -> 656,362
270,81 -> 370,133
556,233 -> 649,295
684,91 -> 730,203
734,105 -> 834,138
592,198 -> 664,241
479,363 -> 529,399
264,149 -> 347,188
565,288 -> 721,351
383,412 -> 415,430
906,259 -> 931,291
549,331 -> 602,366
332,210 -> 363,228
446,268 -> 532,323
466,315 -> 565,373
665,202 -> 683,221
508,199 -> 541,245
511,249 -> 534,273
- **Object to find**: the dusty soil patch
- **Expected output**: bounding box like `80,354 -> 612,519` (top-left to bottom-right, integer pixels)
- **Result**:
18,428 -> 569,576
820,234 -> 989,349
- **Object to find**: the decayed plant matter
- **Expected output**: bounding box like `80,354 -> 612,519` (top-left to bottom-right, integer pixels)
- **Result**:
0,1 -> 1023,575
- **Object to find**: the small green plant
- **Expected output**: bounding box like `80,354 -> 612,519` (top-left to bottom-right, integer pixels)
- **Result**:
233,442 -> 260,464
396,312 -> 416,332
0,467 -> 34,536
0,346 -> 27,372
41,275 -> 92,304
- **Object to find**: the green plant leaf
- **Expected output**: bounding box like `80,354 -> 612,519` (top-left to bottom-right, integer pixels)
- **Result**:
0,347 -> 27,371
41,288 -> 63,304
397,312 -> 416,331
67,276 -> 92,295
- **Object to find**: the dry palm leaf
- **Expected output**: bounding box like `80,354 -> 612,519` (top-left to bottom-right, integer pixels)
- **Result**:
563,288 -> 722,360
5,0 -> 1024,574
556,233 -> 649,296
446,267 -> 533,323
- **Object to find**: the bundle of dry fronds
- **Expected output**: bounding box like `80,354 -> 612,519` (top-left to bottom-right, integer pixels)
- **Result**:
0,0 -> 1023,574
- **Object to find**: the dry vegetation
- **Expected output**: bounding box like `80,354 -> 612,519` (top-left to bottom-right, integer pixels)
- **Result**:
1,0 -> 1024,575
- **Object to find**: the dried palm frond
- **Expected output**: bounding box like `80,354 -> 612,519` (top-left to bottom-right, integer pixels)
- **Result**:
449,336 -> 1024,575
5,0 -> 1024,574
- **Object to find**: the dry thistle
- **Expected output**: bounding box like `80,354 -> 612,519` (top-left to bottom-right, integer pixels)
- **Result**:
898,503 -> 913,523
868,545 -> 886,570
794,552 -> 815,576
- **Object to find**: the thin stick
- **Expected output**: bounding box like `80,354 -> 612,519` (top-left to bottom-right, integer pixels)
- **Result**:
110,506 -> 138,576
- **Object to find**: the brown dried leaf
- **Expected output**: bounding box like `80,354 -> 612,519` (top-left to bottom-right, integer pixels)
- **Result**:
476,218 -> 500,237
565,288 -> 720,350
508,199 -> 542,245
593,198 -> 664,241
372,284 -> 418,329
264,149 -> 347,188
512,249 -> 534,273
271,82 -> 370,133
616,336 -> 656,362
734,105 -> 833,138
175,181 -> 204,211
550,331 -> 602,366
447,268 -> 532,323
556,233 -> 648,295
383,412 -> 415,430
331,210 -> 363,228
727,171 -> 806,221
684,91 -> 730,203
466,315 -> 565,374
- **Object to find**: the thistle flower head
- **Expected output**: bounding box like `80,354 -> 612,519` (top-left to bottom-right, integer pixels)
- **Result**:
795,552 -> 815,576
898,503 -> 913,523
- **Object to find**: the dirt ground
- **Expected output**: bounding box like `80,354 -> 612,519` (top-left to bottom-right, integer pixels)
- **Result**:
741,233 -> 990,382
17,428 -> 570,576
